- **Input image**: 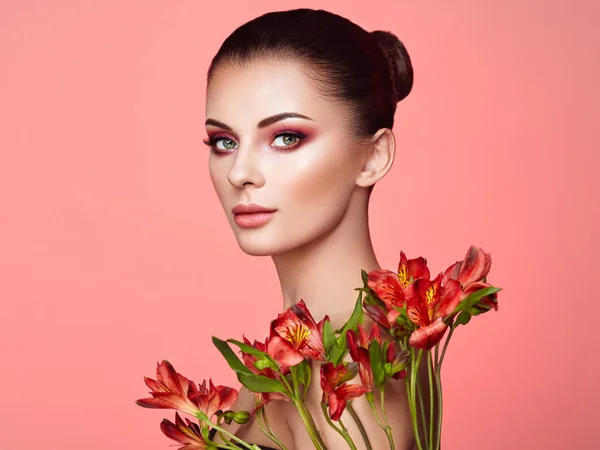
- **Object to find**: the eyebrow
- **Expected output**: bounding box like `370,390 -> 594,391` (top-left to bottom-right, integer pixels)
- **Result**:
205,112 -> 314,131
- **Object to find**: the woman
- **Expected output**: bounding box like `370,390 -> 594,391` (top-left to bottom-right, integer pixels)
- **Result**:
204,8 -> 425,450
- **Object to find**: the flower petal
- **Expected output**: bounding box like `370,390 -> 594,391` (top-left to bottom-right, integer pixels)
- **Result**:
267,335 -> 305,369
409,319 -> 448,350
368,269 -> 407,308
458,246 -> 492,286
398,251 -> 431,287
436,278 -> 462,318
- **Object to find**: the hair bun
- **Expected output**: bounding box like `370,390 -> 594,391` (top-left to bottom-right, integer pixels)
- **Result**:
370,30 -> 413,103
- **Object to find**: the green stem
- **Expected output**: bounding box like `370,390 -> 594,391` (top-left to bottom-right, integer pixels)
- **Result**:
434,368 -> 443,450
320,403 -> 357,450
438,326 -> 454,367
408,349 -> 425,450
379,388 -> 396,450
199,420 -> 260,450
414,368 -> 429,448
366,396 -> 388,429
427,351 -> 435,449
379,388 -> 389,426
431,326 -> 454,450
338,418 -> 359,450
346,403 -> 372,450
294,398 -> 329,450
256,407 -> 288,450
291,365 -> 299,394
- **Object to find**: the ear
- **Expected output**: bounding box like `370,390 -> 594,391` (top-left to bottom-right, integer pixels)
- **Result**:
356,128 -> 395,188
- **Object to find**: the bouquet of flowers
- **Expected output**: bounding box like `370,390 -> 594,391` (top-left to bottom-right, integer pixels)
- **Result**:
136,245 -> 501,450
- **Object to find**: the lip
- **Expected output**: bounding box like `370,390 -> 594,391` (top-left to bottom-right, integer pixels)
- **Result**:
232,203 -> 277,228
232,203 -> 277,215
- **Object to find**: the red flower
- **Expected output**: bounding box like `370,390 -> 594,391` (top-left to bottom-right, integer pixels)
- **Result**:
442,246 -> 498,312
405,273 -> 462,350
240,336 -> 299,413
271,300 -> 327,360
347,325 -> 408,389
136,361 -> 237,422
384,341 -> 409,380
160,412 -> 208,450
320,362 -> 367,421
136,360 -> 204,417
241,335 -> 304,377
346,325 -> 379,391
188,379 -> 238,422
367,251 -> 430,309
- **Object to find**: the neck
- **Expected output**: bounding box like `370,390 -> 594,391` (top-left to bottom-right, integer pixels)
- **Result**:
271,190 -> 381,329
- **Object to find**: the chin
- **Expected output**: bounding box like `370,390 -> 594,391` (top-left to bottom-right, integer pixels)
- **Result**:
233,227 -> 309,257
233,231 -> 281,257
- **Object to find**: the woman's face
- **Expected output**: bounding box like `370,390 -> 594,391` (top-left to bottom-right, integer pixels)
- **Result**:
205,60 -> 367,256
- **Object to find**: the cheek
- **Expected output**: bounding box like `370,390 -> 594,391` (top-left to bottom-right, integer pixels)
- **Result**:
277,150 -> 357,214
208,158 -> 228,194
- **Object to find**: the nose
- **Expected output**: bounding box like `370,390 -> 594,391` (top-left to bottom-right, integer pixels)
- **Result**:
226,144 -> 265,189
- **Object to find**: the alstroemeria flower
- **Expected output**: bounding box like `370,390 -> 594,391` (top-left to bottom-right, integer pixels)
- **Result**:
384,341 -> 410,380
136,361 -> 237,423
240,336 -> 299,413
442,246 -> 498,312
406,273 -> 462,350
347,325 -> 408,390
271,300 -> 327,360
136,360 -> 204,417
188,379 -> 238,422
367,250 -> 431,309
347,325 -> 379,391
241,335 -> 304,377
320,362 -> 368,421
160,412 -> 208,450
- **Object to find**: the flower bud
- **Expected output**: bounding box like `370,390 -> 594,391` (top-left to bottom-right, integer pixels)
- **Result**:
222,410 -> 251,425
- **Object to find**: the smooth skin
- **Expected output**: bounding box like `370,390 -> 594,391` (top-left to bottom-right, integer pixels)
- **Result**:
205,60 -> 429,449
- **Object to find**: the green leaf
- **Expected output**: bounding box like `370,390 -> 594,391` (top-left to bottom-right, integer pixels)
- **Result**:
212,337 -> 252,375
452,310 -> 472,329
336,292 -> 364,335
467,304 -> 493,316
454,286 -> 502,313
228,339 -> 271,359
237,373 -> 289,394
369,340 -> 385,389
323,319 -> 336,355
363,292 -> 385,309
291,361 -> 308,388
361,269 -> 369,287
329,342 -> 346,367
304,360 -> 312,393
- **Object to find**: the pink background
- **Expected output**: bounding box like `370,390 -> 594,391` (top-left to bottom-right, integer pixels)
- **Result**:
1,0 -> 598,448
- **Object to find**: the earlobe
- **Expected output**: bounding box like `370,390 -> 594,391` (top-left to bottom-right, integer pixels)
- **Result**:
356,128 -> 396,188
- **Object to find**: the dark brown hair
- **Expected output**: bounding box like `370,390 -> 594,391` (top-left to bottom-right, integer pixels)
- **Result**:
206,8 -> 414,138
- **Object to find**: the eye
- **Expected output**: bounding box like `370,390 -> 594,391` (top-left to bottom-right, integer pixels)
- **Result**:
215,137 -> 238,150
203,136 -> 238,154
271,132 -> 305,149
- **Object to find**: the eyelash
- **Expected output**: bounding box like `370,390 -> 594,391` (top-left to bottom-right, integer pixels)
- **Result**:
202,130 -> 307,155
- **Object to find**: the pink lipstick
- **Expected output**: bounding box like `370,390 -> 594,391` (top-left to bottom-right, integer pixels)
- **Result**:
232,203 -> 277,228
